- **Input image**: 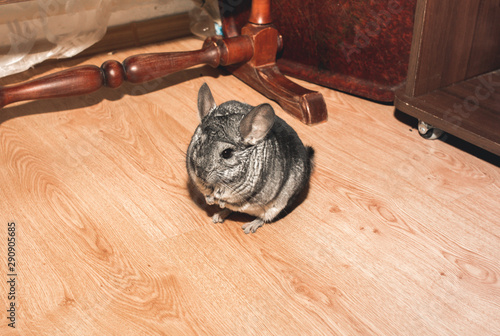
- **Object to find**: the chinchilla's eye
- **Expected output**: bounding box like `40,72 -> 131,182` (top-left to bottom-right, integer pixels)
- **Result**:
221,148 -> 234,159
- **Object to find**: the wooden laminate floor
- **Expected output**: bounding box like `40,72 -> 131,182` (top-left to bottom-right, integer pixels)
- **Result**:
0,37 -> 499,335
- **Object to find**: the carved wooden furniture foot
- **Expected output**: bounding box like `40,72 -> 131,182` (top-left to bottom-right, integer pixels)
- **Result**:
217,0 -> 327,124
0,0 -> 327,125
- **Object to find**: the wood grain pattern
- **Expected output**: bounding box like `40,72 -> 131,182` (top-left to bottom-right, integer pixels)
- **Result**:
466,0 -> 500,78
0,37 -> 499,335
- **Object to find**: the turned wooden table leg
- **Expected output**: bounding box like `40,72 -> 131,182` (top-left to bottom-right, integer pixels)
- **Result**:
0,43 -> 218,109
0,39 -> 250,110
248,0 -> 273,24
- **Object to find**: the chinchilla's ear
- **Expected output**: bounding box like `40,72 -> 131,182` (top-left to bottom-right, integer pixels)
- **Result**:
239,103 -> 275,145
197,83 -> 216,120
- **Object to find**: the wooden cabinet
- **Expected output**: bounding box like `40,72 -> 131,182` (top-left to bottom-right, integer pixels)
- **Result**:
395,0 -> 500,156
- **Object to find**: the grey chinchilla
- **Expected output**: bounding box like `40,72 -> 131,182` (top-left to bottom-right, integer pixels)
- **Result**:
186,83 -> 314,233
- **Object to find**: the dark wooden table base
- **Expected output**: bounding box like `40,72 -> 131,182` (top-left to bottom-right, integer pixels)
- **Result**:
0,0 -> 327,125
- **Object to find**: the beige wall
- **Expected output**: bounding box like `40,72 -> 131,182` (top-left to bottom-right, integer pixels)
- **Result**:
108,0 -> 193,27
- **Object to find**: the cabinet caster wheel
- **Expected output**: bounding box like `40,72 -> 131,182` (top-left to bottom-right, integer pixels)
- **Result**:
418,120 -> 444,140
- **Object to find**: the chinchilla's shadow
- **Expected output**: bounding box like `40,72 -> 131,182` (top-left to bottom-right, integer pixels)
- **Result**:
274,177 -> 311,222
0,65 -> 225,125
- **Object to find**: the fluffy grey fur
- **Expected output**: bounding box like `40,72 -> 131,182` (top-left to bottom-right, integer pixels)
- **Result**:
186,83 -> 313,233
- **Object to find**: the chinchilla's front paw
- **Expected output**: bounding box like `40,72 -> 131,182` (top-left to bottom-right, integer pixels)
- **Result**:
213,188 -> 226,208
212,209 -> 232,223
205,194 -> 215,205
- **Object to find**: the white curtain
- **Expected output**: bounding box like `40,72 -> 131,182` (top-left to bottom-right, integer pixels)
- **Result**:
0,0 -> 192,78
